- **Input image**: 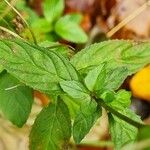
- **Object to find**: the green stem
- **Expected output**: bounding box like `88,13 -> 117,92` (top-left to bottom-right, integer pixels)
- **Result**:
94,96 -> 145,129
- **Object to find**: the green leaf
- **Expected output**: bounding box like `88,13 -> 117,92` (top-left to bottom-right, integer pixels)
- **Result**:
55,15 -> 88,43
121,126 -> 150,150
29,18 -> 53,42
109,112 -> 140,150
103,90 -> 143,149
29,98 -> 71,150
84,64 -> 128,93
0,72 -> 33,127
61,95 -> 80,118
62,13 -> 83,24
43,0 -> 64,23
100,90 -> 115,103
31,18 -> 53,33
60,80 -> 90,101
73,100 -> 101,143
39,41 -> 69,57
109,90 -> 131,109
101,90 -> 131,108
39,41 -> 63,48
138,126 -> 150,141
71,40 -> 150,74
0,39 -> 79,95
84,64 -> 105,91
103,88 -> 142,149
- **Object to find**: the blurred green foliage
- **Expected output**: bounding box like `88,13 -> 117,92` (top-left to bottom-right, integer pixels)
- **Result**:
15,0 -> 88,43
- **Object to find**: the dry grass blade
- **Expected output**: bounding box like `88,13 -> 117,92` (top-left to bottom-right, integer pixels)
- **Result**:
3,0 -> 37,44
0,25 -> 23,39
0,0 -> 18,21
107,0 -> 150,38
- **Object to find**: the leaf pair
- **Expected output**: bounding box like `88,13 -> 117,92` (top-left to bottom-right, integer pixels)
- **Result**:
16,0 -> 87,43
106,90 -> 142,150
0,39 -> 79,95
43,0 -> 88,43
60,80 -> 102,143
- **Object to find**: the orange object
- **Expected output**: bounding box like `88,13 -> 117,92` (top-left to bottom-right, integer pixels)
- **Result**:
130,65 -> 150,101
34,90 -> 49,106
81,14 -> 92,32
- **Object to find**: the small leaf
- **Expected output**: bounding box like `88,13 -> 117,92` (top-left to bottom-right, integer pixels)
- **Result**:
71,40 -> 150,75
31,18 -> 53,33
60,80 -> 90,101
0,39 -> 79,95
0,72 -> 33,127
109,90 -> 131,109
29,18 -> 53,42
43,0 -> 64,23
84,63 -> 104,91
73,100 -> 101,143
104,88 -> 142,149
84,64 -> 128,93
100,90 -> 115,103
121,126 -> 150,150
109,111 -> 140,150
101,90 -> 131,108
55,15 -> 88,43
29,98 -> 71,150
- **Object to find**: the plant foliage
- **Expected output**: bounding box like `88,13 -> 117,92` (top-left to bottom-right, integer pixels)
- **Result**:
0,39 -> 150,150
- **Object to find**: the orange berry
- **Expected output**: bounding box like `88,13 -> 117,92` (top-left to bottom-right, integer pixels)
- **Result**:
130,65 -> 150,101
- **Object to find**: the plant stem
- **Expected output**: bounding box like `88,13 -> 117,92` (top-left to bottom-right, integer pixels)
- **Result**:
94,96 -> 145,129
